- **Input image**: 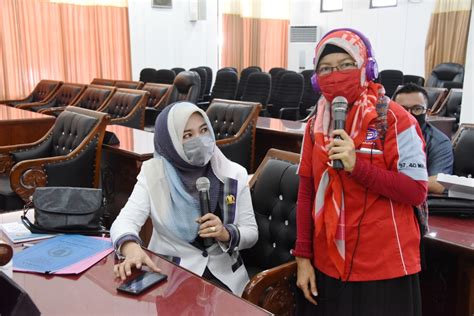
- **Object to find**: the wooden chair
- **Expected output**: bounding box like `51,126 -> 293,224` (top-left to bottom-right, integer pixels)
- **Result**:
0,107 -> 109,210
90,78 -> 116,86
0,80 -> 62,107
114,80 -> 144,89
17,83 -> 86,112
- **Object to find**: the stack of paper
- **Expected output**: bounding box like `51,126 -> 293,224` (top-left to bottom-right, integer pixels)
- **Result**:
0,222 -> 54,244
437,173 -> 474,200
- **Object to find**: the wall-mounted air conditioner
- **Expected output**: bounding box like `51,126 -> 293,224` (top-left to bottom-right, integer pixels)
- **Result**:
288,26 -> 320,72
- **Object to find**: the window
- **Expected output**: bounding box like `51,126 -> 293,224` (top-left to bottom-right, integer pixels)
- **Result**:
321,0 -> 342,12
370,0 -> 397,8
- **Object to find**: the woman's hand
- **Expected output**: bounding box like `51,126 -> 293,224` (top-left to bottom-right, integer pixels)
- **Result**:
113,241 -> 161,280
296,257 -> 318,305
197,213 -> 230,242
327,129 -> 356,172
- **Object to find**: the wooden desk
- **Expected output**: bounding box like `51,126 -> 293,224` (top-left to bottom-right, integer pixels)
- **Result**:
255,117 -> 305,168
0,104 -> 55,146
421,215 -> 474,316
11,249 -> 271,315
426,116 -> 456,138
101,125 -> 154,227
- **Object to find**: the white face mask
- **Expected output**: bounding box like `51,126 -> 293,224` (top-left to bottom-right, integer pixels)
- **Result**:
182,134 -> 215,166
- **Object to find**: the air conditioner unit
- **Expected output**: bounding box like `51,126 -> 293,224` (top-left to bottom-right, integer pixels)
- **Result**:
288,26 -> 320,72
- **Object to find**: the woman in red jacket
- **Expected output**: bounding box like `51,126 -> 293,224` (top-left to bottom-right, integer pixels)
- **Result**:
293,29 -> 428,316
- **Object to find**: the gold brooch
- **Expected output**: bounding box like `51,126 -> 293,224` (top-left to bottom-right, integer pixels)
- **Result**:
225,194 -> 236,205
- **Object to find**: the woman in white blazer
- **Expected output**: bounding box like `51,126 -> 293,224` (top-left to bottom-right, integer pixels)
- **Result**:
110,101 -> 258,295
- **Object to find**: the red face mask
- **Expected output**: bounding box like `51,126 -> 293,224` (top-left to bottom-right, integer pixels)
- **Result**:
318,69 -> 365,104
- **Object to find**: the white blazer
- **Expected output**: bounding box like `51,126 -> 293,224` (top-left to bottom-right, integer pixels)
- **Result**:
110,148 -> 258,295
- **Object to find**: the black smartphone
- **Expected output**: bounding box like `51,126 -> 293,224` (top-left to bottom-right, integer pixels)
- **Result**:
117,271 -> 167,295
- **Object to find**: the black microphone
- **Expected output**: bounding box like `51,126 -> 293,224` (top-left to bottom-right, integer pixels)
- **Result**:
196,177 -> 214,248
331,96 -> 348,170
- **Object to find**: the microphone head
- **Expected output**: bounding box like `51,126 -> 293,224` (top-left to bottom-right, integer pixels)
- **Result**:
331,96 -> 348,121
196,177 -> 210,192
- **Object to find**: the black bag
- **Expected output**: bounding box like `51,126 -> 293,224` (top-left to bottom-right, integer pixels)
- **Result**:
21,187 -> 109,236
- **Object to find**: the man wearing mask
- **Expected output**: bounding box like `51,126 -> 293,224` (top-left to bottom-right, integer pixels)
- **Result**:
393,83 -> 454,194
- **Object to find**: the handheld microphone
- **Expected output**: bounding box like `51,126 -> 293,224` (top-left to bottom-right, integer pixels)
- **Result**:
196,177 -> 214,247
331,96 -> 348,170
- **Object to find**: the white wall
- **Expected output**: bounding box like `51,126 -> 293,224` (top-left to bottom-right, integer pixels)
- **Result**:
460,1 -> 474,124
289,0 -> 436,76
128,0 -> 219,81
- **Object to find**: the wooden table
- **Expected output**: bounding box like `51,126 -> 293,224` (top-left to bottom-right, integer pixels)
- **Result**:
421,215 -> 474,316
0,104 -> 55,146
255,117 -> 305,168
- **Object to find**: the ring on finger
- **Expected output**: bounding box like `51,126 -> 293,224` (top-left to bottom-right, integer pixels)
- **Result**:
209,226 -> 216,233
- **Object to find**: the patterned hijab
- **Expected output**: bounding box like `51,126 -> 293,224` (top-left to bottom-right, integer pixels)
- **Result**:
154,102 -> 220,242
312,30 -> 386,277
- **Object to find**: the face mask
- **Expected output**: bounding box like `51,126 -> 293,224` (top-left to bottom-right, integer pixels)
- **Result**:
318,69 -> 364,104
413,114 -> 426,128
182,134 -> 215,167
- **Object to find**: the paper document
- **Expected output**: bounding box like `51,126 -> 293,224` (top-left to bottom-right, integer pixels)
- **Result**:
0,222 -> 55,243
13,235 -> 113,274
437,173 -> 474,200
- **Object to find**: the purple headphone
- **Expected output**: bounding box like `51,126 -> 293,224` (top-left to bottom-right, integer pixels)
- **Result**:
311,28 -> 378,94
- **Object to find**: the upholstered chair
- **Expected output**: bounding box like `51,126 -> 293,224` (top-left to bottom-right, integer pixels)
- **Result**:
90,78 -> 116,86
235,67 -> 261,100
206,99 -> 261,172
100,88 -> 149,130
241,149 -> 300,315
114,80 -> 144,89
427,63 -> 464,88
139,68 -> 157,83
0,107 -> 109,211
267,72 -> 304,120
17,84 -> 86,112
141,83 -> 172,128
379,70 -> 404,98
0,80 -> 62,107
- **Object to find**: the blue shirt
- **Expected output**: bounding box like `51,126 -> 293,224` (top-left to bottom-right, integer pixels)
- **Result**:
422,123 -> 454,176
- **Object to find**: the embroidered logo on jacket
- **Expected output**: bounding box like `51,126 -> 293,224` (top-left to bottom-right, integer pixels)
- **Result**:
366,128 -> 378,141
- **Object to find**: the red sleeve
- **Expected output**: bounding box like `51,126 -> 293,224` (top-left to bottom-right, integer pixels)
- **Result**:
292,175 -> 315,258
350,158 -> 428,205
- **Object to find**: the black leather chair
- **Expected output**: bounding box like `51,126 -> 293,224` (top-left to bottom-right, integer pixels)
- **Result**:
155,69 -> 176,84
403,75 -> 425,87
139,68 -> 157,83
425,87 -> 448,111
171,67 -> 186,76
427,63 -> 464,88
90,78 -> 115,86
189,67 -> 208,102
300,70 -> 320,120
40,85 -> 116,116
241,149 -> 300,315
269,68 -> 287,105
100,88 -> 149,130
199,66 -> 213,98
0,107 -> 109,211
452,124 -> 474,178
209,70 -> 238,101
142,83 -> 172,128
206,99 -> 261,172
17,83 -> 86,112
219,67 -> 238,74
433,89 -> 463,134
268,72 -> 304,120
144,71 -> 201,131
236,67 -> 261,100
0,80 -> 62,107
114,80 -> 144,89
241,72 -> 271,108
379,70 -> 404,98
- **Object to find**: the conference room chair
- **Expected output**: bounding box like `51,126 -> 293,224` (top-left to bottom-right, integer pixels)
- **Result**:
0,80 -> 62,107
379,69 -> 404,98
269,68 -> 287,105
241,148 -> 300,315
432,89 -> 463,134
235,67 -> 261,100
442,81 -> 463,90
300,69 -> 321,119
154,69 -> 176,84
40,85 -> 116,116
248,66 -> 262,72
425,87 -> 449,112
171,67 -> 186,75
241,72 -> 272,109
100,88 -> 149,130
189,67 -> 208,102
219,66 -> 238,74
114,80 -> 144,89
0,107 -> 109,211
16,83 -> 86,112
267,72 -> 304,120
141,83 -> 172,128
206,99 -> 261,172
403,75 -> 425,87
90,78 -> 115,86
199,66 -> 213,100
144,71 -> 201,131
197,69 -> 238,110
426,62 -> 464,89
139,68 -> 157,83
452,124 -> 474,178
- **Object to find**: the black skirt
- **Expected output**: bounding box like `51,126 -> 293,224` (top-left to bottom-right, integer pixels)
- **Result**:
296,268 -> 422,316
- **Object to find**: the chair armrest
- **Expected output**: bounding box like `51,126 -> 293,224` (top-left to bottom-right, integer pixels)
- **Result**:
16,102 -> 46,110
197,101 -> 210,111
0,154 -> 15,175
39,106 -> 67,116
242,261 -> 297,313
279,107 -> 299,120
